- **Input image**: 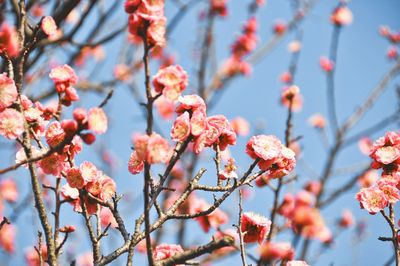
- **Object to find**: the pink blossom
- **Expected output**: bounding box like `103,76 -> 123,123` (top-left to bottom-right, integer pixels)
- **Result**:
369,131 -> 400,174
241,212 -> 271,243
221,57 -> 252,77
278,193 -> 295,217
49,64 -> 78,86
0,224 -> 15,254
246,135 -> 282,161
0,178 -> 18,202
0,108 -> 25,139
98,175 -> 116,202
38,153 -> 66,177
153,65 -> 188,99
213,229 -> 238,255
0,23 -> 20,58
88,107 -> 108,134
287,41 -> 302,53
147,16 -> 166,47
59,225 -> 76,233
31,4 -> 44,17
205,115 -> 237,151
387,46 -> 398,60
190,109 -> 207,136
211,0 -> 228,17
281,85 -> 302,112
304,180 -> 322,196
45,121 -> 66,148
308,113 -> 326,129
25,246 -> 47,266
153,244 -> 184,262
147,133 -> 170,164
114,64 -> 131,81
219,158 -> 238,180
41,16 -> 58,37
377,179 -> 400,204
358,137 -> 373,155
66,167 -> 85,189
80,161 -> 100,183
155,95 -> 175,120
267,146 -> 296,178
176,94 -> 206,115
128,151 -> 144,174
0,73 -> 17,111
124,0 -> 141,14
194,200 -> 228,232
338,210 -> 354,228
295,190 -> 315,207
171,112 -> 190,142
76,252 -> 93,266
273,21 -> 287,35
279,71 -> 293,84
358,169 -> 379,188
320,57 -> 335,72
136,0 -> 165,21
331,6 -> 353,26
133,133 -> 150,161
259,242 -> 295,261
100,207 -> 118,228
356,186 -> 388,214
230,117 -> 250,136
61,183 -> 79,200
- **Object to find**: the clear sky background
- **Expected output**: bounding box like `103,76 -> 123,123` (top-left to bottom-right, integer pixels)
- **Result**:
1,0 -> 400,265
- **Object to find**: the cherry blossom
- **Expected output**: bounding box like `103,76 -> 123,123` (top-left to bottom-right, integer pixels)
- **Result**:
241,212 -> 271,243
153,244 -> 184,263
0,108 -> 25,140
0,73 -> 17,111
41,16 -> 58,37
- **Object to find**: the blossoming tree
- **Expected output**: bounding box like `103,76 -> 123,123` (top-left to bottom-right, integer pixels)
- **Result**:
0,0 -> 398,265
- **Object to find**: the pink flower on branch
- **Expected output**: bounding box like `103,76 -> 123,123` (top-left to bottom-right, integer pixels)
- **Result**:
0,73 -> 17,111
241,212 -> 271,244
356,186 -> 388,214
0,108 -> 24,140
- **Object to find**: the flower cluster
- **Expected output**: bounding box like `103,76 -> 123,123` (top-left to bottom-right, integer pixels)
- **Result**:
246,135 -> 296,178
278,191 -> 332,242
125,0 -> 166,47
169,94 -> 236,154
355,132 -> 400,214
49,64 -> 79,106
153,64 -> 188,102
221,17 -> 258,77
153,243 -> 184,263
9,102 -> 107,176
379,25 -> 400,60
369,131 -> 400,175
62,161 -> 116,215
128,132 -> 170,174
